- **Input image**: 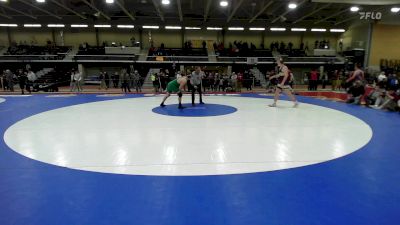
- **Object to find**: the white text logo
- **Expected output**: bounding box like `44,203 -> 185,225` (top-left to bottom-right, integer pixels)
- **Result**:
359,12 -> 382,20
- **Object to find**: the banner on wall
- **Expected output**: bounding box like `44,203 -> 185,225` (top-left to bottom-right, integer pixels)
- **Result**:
247,57 -> 258,65
227,66 -> 232,75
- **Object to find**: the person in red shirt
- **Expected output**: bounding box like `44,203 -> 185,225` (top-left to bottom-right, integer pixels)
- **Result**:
310,69 -> 318,91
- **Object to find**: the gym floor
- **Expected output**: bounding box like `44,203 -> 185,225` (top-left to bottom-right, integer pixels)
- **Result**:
0,93 -> 399,225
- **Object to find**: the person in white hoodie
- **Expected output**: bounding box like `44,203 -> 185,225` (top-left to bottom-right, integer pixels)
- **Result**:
26,69 -> 36,93
377,72 -> 387,88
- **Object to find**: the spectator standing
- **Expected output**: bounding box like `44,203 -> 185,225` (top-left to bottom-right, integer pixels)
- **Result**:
310,69 -> 319,91
218,75 -> 224,92
120,69 -> 131,93
151,73 -> 159,93
1,70 -> 6,90
5,69 -> 15,92
321,71 -> 329,89
332,70 -> 341,91
133,70 -> 142,93
26,69 -> 36,94
244,71 -> 251,91
231,72 -> 238,92
69,70 -> 75,92
237,72 -> 243,92
113,72 -> 120,88
71,70 -> 83,92
17,70 -> 27,95
104,71 -> 110,89
208,72 -> 215,92
99,72 -> 107,90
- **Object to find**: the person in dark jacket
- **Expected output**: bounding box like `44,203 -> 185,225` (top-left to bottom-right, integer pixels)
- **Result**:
17,69 -> 28,95
104,71 -> 110,89
346,80 -> 365,105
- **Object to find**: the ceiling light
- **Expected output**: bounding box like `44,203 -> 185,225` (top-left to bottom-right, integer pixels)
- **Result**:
143,25 -> 159,29
0,24 -> 18,27
106,0 -> 114,3
391,7 -> 400,13
228,27 -> 244,31
71,24 -> 88,28
291,28 -> 306,31
185,27 -> 201,30
288,3 -> 297,9
350,6 -> 359,12
47,24 -> 64,27
207,27 -> 223,30
36,0 -> 45,2
165,26 -> 182,29
270,27 -> 286,31
0,0 -> 8,2
117,25 -> 134,28
94,25 -> 111,28
161,0 -> 170,5
249,27 -> 265,31
24,24 -> 42,27
311,28 -> 326,32
330,29 -> 345,33
220,1 -> 228,7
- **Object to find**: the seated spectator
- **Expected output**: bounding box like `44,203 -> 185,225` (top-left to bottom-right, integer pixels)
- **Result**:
365,86 -> 385,107
372,89 -> 400,111
387,74 -> 399,90
377,71 -> 387,88
346,80 -> 365,105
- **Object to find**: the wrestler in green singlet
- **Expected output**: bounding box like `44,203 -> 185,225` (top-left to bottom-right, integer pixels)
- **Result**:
160,73 -> 188,109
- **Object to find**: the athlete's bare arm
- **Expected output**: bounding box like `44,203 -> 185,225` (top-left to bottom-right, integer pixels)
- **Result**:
178,78 -> 187,91
280,66 -> 289,86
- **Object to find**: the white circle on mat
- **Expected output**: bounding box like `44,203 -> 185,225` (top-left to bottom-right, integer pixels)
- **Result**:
4,96 -> 372,176
0,98 -> 5,103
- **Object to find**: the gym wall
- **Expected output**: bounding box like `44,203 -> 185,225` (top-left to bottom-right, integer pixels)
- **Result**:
369,24 -> 400,68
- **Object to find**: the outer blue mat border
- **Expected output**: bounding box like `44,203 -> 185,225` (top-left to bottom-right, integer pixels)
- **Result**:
0,94 -> 399,225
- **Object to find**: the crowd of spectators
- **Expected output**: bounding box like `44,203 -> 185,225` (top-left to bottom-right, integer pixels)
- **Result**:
93,69 -> 143,93
214,41 -> 262,57
150,69 -> 257,93
364,70 -> 399,111
213,40 -> 311,57
309,64 -> 400,111
0,67 -> 59,94
6,41 -> 70,59
301,63 -> 400,112
148,43 -> 207,58
313,40 -> 331,50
